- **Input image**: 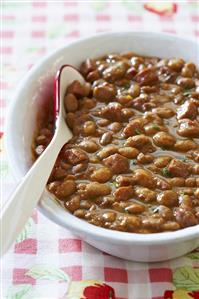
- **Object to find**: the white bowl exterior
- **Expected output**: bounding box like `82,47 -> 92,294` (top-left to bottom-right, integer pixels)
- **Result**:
6,32 -> 199,262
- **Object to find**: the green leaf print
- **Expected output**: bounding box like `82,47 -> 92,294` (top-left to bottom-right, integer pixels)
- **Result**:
2,3 -> 30,10
26,265 -> 70,282
122,0 -> 142,12
6,284 -> 32,299
16,218 -> 34,243
189,2 -> 199,9
90,1 -> 108,12
173,266 -> 199,291
187,252 -> 199,260
0,160 -> 9,178
47,26 -> 66,39
27,47 -> 39,53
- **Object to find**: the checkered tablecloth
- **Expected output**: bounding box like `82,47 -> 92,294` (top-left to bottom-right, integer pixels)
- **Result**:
1,1 -> 199,299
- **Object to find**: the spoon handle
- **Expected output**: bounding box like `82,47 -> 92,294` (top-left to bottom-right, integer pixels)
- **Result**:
0,130 -> 67,256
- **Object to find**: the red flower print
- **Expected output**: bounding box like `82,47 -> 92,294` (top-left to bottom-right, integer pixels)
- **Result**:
164,290 -> 173,299
164,290 -> 199,299
81,283 -> 116,299
189,292 -> 199,299
144,2 -> 177,16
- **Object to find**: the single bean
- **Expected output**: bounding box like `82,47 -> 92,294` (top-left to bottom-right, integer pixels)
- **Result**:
137,153 -> 154,164
97,118 -> 111,127
125,135 -> 155,153
118,147 -> 139,159
121,108 -> 135,120
36,135 -> 49,145
80,58 -> 95,76
67,80 -> 86,97
125,203 -> 145,214
114,186 -> 134,201
144,124 -> 167,136
161,222 -> 180,231
179,194 -> 192,208
123,119 -> 144,138
83,121 -> 96,135
79,140 -> 99,153
80,97 -> 96,110
142,216 -> 164,230
185,178 -> 196,187
64,195 -> 80,212
177,77 -> 195,88
102,211 -> 116,222
55,180 -> 76,199
152,107 -> 174,118
181,62 -> 196,77
85,182 -> 111,198
167,159 -> 189,178
90,167 -> 112,183
154,177 -> 171,190
174,140 -> 197,152
72,163 -> 87,174
168,58 -> 184,71
65,112 -> 76,129
128,83 -> 141,98
154,156 -> 171,168
63,148 -> 88,165
157,190 -> 178,207
117,94 -> 132,105
64,93 -> 78,112
125,66 -> 137,79
74,209 -> 87,218
93,83 -> 116,102
87,70 -> 100,82
97,145 -> 118,159
100,132 -> 113,145
108,122 -> 122,132
168,177 -> 185,187
103,153 -> 129,174
48,181 -> 60,193
133,169 -> 155,189
156,205 -> 173,220
153,132 -> 176,148
174,208 -> 198,228
135,186 -> 156,202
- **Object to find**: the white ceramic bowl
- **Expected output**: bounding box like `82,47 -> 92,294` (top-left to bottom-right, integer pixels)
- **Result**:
6,32 -> 199,262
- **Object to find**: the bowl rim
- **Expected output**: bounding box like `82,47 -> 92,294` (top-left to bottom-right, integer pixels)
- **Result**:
5,31 -> 199,245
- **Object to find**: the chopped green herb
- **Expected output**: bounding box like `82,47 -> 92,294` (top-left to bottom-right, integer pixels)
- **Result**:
161,147 -> 166,151
130,159 -> 137,166
123,83 -> 130,89
183,88 -> 192,96
152,124 -> 160,130
179,156 -> 188,162
109,182 -> 118,188
162,167 -> 170,177
179,190 -> 185,195
135,128 -> 142,135
152,207 -> 159,214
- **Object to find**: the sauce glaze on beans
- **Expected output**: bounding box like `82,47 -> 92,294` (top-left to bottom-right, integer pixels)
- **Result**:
33,52 -> 199,233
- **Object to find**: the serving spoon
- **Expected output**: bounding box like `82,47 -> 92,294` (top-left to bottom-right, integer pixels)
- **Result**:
0,65 -> 85,256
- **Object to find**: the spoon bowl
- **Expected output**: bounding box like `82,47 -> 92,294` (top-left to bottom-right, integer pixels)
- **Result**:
0,65 -> 84,256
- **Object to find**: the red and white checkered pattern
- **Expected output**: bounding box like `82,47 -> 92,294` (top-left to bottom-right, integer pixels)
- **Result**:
1,1 -> 199,298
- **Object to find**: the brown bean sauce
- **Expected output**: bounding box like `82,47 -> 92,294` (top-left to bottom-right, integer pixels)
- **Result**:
33,53 -> 199,233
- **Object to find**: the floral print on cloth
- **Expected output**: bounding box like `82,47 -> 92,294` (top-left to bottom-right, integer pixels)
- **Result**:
144,2 -> 177,16
6,253 -> 199,298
